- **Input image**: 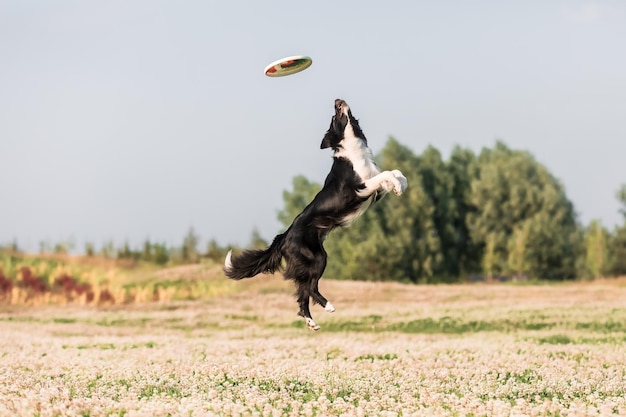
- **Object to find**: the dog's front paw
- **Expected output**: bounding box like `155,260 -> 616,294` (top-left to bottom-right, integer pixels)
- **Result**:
386,178 -> 403,196
391,170 -> 408,195
381,179 -> 395,193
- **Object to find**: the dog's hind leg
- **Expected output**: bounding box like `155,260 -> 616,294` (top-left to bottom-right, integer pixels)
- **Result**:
311,279 -> 334,313
308,250 -> 334,313
295,280 -> 319,331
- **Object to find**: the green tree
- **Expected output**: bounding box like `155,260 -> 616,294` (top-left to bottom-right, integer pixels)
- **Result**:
117,241 -> 133,259
609,227 -> 626,276
375,138 -> 442,282
152,243 -> 169,265
522,188 -> 581,280
248,228 -> 268,250
467,141 -> 579,280
482,233 -> 498,280
324,207 -> 398,281
417,145 -> 464,280
141,239 -> 152,262
100,240 -> 115,259
181,227 -> 200,263
617,184 -> 626,218
85,242 -> 95,257
507,221 -> 531,279
583,220 -> 609,279
278,139 -> 582,282
447,146 -> 480,276
54,240 -> 73,255
206,239 -> 227,263
608,184 -> 626,276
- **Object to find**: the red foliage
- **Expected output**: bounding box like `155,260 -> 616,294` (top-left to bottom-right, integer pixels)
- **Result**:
54,274 -> 95,302
54,274 -> 91,295
0,269 -> 13,295
0,267 -> 105,303
98,289 -> 114,303
20,267 -> 48,293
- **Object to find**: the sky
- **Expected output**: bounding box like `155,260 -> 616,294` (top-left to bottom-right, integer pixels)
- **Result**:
1,1 -> 625,253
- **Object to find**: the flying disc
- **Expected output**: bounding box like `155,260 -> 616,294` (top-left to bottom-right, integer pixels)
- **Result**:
264,55 -> 312,77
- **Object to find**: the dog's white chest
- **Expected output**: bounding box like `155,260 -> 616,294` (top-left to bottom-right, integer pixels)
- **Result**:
336,137 -> 380,182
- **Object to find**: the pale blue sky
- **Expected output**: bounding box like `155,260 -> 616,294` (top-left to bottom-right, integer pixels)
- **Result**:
1,1 -> 625,252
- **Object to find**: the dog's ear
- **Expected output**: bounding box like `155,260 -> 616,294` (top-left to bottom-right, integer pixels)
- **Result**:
320,130 -> 334,149
321,119 -> 336,149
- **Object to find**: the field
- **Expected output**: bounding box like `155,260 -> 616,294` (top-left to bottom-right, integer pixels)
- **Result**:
1,267 -> 626,416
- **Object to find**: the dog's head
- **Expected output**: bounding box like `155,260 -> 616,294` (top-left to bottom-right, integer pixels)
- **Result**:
320,99 -> 366,150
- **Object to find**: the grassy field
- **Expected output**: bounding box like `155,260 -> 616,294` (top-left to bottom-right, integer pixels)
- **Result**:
1,268 -> 626,416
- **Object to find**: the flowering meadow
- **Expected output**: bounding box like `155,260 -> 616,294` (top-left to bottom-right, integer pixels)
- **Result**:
1,276 -> 625,416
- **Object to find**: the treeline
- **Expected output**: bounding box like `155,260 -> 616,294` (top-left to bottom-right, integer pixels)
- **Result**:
278,139 -> 626,283
3,139 -> 625,283
1,230 -> 240,267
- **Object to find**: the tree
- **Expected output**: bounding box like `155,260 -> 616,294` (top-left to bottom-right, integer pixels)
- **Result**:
324,206 -> 399,281
278,138 -> 582,282
447,146 -> 480,276
482,233 -> 498,280
117,241 -> 133,259
152,243 -> 169,265
608,184 -> 626,276
54,241 -> 71,255
375,138 -> 443,282
142,240 -> 152,262
617,184 -> 626,218
507,221 -> 531,279
609,226 -> 626,276
206,239 -> 227,263
467,142 -> 580,280
583,220 -> 609,279
248,228 -> 268,250
520,187 -> 580,280
100,240 -> 115,259
85,242 -> 95,257
417,145 -> 463,279
181,227 -> 200,263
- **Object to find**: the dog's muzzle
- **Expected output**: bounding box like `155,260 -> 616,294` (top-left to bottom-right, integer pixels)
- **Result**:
335,99 -> 349,116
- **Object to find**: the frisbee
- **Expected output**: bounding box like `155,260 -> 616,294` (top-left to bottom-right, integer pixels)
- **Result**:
264,55 -> 312,77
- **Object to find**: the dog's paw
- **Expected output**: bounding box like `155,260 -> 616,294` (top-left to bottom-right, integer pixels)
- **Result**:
381,180 -> 395,193
391,170 -> 408,195
324,301 -> 336,313
305,317 -> 320,331
387,178 -> 403,196
379,171 -> 399,193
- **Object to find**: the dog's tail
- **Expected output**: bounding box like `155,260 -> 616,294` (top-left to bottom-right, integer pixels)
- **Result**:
224,232 -> 286,280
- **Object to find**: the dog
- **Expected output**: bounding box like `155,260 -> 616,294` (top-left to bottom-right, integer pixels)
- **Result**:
224,99 -> 408,330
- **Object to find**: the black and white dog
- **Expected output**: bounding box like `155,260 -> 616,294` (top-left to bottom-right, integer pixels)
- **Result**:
224,99 -> 407,330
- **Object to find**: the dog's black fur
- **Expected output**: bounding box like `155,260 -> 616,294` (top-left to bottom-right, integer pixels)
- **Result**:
224,99 -> 407,330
